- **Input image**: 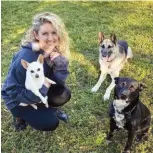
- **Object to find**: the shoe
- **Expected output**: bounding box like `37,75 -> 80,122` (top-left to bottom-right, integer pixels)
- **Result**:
56,110 -> 69,123
13,117 -> 28,131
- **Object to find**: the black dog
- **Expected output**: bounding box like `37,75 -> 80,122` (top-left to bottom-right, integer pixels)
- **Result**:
47,80 -> 71,107
107,77 -> 151,153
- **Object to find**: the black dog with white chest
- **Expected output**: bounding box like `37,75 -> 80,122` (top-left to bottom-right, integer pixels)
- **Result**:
107,77 -> 151,153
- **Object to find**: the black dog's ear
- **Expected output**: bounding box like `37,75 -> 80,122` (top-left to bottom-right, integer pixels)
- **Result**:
114,77 -> 119,85
110,33 -> 117,44
139,83 -> 147,91
98,32 -> 104,44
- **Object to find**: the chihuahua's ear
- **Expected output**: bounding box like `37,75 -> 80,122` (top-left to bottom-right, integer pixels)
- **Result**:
37,54 -> 44,64
21,59 -> 29,70
114,77 -> 120,85
110,33 -> 117,44
98,32 -> 104,44
139,83 -> 147,91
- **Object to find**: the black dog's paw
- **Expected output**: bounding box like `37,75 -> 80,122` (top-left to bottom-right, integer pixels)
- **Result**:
13,117 -> 28,132
135,135 -> 142,143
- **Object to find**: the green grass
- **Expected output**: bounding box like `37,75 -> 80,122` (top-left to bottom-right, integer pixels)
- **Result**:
1,1 -> 153,153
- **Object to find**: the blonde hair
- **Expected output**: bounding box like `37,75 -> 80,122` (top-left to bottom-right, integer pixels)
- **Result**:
21,12 -> 70,59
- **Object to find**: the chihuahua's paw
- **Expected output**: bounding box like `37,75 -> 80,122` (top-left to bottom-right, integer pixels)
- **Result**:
44,96 -> 48,101
45,102 -> 49,108
91,86 -> 98,92
44,97 -> 49,108
41,96 -> 48,104
31,104 -> 37,110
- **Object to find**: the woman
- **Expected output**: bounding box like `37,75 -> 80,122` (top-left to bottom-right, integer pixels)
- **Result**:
1,12 -> 71,131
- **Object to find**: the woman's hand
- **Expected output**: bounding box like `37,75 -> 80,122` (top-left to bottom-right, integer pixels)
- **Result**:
50,51 -> 60,61
44,79 -> 52,88
44,48 -> 60,60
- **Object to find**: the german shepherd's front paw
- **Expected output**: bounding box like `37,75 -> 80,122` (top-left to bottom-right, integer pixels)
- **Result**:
103,92 -> 110,101
91,86 -> 98,92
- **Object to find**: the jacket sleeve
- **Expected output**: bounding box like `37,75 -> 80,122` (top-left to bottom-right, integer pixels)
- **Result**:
46,55 -> 69,83
5,53 -> 49,105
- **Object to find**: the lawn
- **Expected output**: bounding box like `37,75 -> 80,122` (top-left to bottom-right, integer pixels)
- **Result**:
1,1 -> 153,153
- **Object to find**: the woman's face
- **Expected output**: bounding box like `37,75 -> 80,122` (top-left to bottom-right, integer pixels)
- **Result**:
34,22 -> 59,53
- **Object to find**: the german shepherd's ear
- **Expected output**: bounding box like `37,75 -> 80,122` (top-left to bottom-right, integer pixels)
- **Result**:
98,32 -> 104,44
110,33 -> 117,44
114,77 -> 120,85
139,83 -> 147,91
21,59 -> 29,70
37,54 -> 44,64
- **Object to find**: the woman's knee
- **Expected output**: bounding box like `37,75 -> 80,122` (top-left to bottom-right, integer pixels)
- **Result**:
41,119 -> 59,131
22,108 -> 60,131
30,117 -> 59,131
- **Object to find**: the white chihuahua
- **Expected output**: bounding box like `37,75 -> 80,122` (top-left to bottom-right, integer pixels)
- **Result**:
19,54 -> 56,109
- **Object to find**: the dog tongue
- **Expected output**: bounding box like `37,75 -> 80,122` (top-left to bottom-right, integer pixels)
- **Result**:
103,57 -> 108,62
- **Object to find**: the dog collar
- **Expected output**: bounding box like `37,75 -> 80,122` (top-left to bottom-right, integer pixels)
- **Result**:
124,105 -> 137,119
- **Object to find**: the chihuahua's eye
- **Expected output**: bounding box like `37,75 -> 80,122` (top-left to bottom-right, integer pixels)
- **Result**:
37,68 -> 40,71
30,70 -> 34,73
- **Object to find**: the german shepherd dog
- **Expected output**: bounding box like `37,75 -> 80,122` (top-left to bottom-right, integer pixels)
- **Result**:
107,77 -> 151,153
91,32 -> 133,101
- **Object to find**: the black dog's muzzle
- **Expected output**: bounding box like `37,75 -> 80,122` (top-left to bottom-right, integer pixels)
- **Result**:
116,89 -> 130,100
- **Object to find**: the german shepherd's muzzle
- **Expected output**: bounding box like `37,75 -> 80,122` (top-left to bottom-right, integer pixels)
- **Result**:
91,32 -> 133,101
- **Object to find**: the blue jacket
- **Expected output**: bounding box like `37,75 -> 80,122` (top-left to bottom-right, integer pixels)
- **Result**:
1,43 -> 69,110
